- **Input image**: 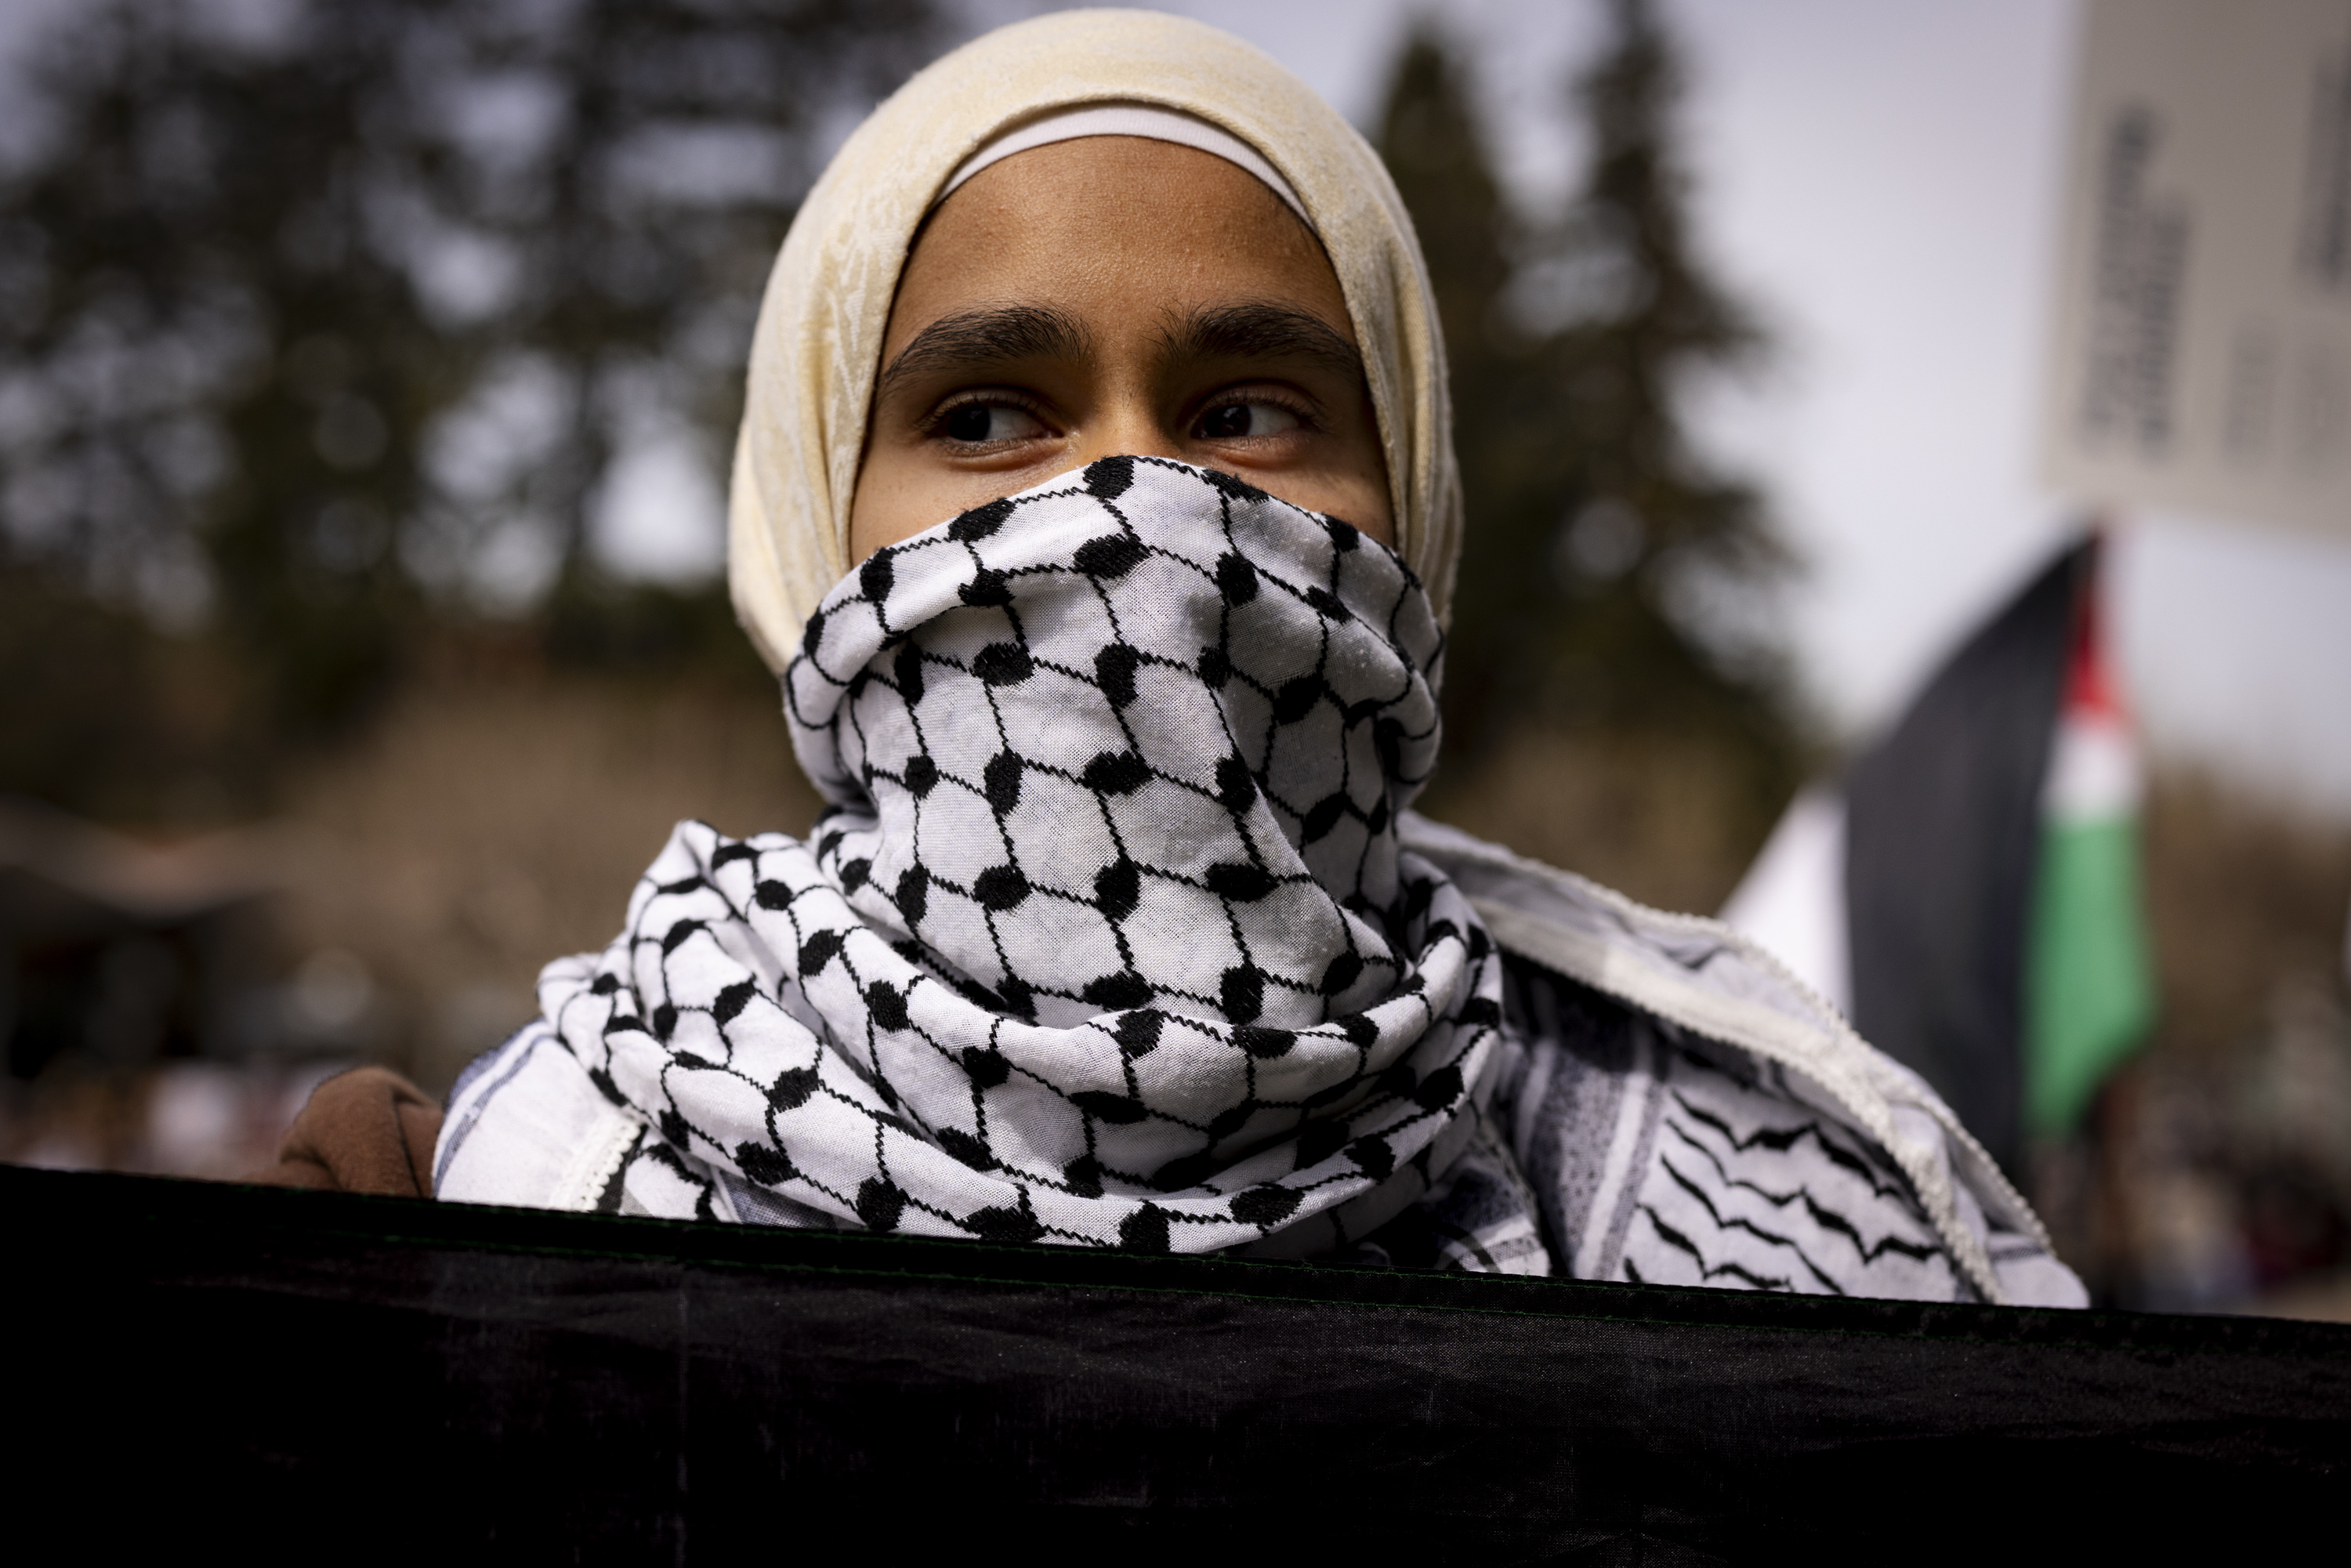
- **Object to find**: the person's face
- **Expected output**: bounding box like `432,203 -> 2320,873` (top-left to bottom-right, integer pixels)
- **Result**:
849,136 -> 1394,562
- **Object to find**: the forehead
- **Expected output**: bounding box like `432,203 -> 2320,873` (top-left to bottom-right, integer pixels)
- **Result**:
887,136 -> 1353,349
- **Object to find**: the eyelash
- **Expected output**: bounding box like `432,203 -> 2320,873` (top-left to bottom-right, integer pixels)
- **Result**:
918,386 -> 1325,442
924,391 -> 1052,443
1195,388 -> 1320,435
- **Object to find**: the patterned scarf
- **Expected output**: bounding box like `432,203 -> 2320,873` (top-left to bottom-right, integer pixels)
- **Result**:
537,458 -> 1506,1255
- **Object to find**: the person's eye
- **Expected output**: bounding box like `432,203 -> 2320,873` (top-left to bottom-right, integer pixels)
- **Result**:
937,402 -> 1047,444
1194,400 -> 1305,440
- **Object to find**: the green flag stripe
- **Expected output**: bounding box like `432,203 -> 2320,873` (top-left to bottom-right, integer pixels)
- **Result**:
2024,815 -> 2156,1135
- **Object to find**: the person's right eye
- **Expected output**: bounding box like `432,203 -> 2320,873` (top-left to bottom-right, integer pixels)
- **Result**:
938,402 -> 1047,444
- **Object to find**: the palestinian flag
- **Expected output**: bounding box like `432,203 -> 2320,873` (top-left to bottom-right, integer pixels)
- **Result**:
2025,558 -> 2157,1138
1720,534 -> 2155,1174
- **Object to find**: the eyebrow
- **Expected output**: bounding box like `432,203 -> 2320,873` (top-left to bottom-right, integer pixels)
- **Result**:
1157,302 -> 1365,385
874,299 -> 1367,400
876,305 -> 1089,398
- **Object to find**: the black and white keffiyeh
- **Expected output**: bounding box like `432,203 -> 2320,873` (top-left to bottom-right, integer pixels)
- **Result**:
437,455 -> 2088,1304
531,457 -> 1505,1255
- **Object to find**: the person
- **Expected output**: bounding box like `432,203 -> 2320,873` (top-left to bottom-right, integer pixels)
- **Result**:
265,10 -> 2084,1305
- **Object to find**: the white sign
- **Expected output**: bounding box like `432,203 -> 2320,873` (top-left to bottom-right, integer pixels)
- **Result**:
2042,0 -> 2351,538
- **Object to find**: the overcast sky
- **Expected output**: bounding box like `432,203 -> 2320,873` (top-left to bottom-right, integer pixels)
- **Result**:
1088,0 -> 2351,818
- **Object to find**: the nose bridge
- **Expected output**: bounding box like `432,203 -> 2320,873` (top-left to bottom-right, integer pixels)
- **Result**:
1076,331 -> 1182,464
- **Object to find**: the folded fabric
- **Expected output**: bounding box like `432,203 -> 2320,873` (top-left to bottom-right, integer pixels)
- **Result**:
437,459 -> 2087,1307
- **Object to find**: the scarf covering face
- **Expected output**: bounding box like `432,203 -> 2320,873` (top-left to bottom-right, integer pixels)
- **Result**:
725,8 -> 1462,672
539,458 -> 1504,1255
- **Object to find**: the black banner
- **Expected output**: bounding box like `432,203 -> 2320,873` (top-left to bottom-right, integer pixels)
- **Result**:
6,1164 -> 2343,1558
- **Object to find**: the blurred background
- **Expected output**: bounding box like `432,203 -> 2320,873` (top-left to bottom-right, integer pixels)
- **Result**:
2,0 -> 2346,1316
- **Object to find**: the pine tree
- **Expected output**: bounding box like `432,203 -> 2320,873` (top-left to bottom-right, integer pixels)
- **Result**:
1373,34 -> 1512,413
1378,1 -> 1800,836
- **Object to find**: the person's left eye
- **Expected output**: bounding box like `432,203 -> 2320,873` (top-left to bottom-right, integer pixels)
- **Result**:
1194,400 -> 1304,440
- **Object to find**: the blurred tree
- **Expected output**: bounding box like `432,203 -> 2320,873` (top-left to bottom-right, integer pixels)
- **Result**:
1378,0 -> 1803,825
0,0 -> 934,743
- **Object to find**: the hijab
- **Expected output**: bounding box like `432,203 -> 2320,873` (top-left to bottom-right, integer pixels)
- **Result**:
724,7 -> 1462,672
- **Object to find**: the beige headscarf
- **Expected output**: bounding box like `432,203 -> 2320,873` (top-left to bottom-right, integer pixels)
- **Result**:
725,7 -> 1462,673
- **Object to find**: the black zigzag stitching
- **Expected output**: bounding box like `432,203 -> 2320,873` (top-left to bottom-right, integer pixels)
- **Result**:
1654,1152 -> 1847,1295
1668,1089 -> 1922,1211
1668,1044 -> 1913,1187
1661,1117 -> 1945,1273
1636,1205 -> 1793,1292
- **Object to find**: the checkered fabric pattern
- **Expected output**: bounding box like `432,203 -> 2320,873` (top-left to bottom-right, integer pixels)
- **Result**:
483,454 -> 2082,1301
536,458 -> 1508,1254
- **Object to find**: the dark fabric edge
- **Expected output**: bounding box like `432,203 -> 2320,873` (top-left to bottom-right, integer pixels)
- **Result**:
13,1164 -> 2346,1362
